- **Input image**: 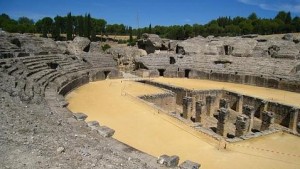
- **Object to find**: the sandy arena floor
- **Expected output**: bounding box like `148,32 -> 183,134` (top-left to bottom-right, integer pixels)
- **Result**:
66,78 -> 300,169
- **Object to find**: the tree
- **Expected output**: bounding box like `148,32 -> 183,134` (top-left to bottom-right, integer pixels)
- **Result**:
39,17 -> 53,37
17,17 -> 35,33
248,12 -> 258,21
148,24 -> 152,33
66,12 -> 73,40
83,13 -> 92,38
239,20 -> 253,34
77,16 -> 84,36
51,15 -> 62,40
128,26 -> 135,46
54,15 -> 65,35
225,24 -> 241,36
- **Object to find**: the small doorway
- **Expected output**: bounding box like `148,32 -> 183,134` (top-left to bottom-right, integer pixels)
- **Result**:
185,69 -> 191,78
104,71 -> 111,79
170,57 -> 176,64
158,69 -> 165,77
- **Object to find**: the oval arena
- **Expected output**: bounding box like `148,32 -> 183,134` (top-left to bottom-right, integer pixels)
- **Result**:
1,32 -> 300,168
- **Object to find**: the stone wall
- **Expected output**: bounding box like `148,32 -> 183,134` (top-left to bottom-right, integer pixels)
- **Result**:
140,80 -> 300,133
139,93 -> 176,112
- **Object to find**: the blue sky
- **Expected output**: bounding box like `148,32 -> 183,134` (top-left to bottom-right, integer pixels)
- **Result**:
0,0 -> 299,27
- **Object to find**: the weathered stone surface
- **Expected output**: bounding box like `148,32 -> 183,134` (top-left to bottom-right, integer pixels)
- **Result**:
56,41 -> 69,54
138,33 -> 164,54
89,42 -> 104,53
179,160 -> 201,169
219,98 -> 229,109
235,114 -> 250,137
67,36 -> 91,55
282,34 -> 294,41
96,126 -> 115,137
176,36 -> 207,55
56,146 -> 65,153
73,112 -> 88,121
107,45 -> 147,70
87,121 -> 100,130
261,111 -> 275,131
217,108 -> 230,136
157,155 -> 179,167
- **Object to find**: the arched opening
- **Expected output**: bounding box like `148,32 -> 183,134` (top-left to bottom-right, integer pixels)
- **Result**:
104,71 -> 111,79
224,45 -> 233,55
185,69 -> 191,78
170,57 -> 176,64
158,69 -> 165,77
47,62 -> 59,69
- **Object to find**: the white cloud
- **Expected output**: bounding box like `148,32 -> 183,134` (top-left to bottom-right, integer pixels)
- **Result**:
238,0 -> 300,13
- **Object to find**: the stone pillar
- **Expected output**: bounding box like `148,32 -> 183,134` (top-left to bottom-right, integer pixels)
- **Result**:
243,105 -> 255,133
236,95 -> 244,113
219,98 -> 229,109
259,101 -> 268,120
235,114 -> 250,137
216,108 -> 230,136
183,96 -> 193,120
289,108 -> 299,133
195,101 -> 205,123
206,95 -> 216,117
260,111 -> 274,131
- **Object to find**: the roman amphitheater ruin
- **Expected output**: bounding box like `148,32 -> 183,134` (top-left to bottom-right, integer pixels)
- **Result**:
0,31 -> 300,169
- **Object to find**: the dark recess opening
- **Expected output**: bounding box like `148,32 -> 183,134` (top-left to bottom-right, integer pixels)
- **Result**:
134,62 -> 148,70
104,71 -> 111,79
11,38 -> 21,47
224,45 -> 231,55
170,57 -> 176,64
83,43 -> 90,52
82,58 -> 88,63
158,69 -> 165,76
47,62 -> 59,69
214,60 -> 232,64
185,69 -> 191,78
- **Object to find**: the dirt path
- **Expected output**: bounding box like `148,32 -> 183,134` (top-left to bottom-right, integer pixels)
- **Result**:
66,79 -> 300,169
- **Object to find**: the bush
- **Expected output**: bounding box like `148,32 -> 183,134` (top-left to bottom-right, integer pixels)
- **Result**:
102,44 -> 111,51
117,39 -> 127,44
127,40 -> 136,46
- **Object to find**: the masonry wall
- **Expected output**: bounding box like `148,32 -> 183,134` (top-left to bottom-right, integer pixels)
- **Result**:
189,70 -> 300,93
139,93 -> 176,112
140,80 -> 299,131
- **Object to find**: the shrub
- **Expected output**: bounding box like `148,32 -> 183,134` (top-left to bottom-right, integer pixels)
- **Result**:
102,44 -> 111,51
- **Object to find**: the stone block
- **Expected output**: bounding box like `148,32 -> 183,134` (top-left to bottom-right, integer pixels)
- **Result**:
179,160 -> 201,169
87,121 -> 100,130
96,126 -> 115,137
219,98 -> 229,109
235,114 -> 250,137
73,112 -> 88,121
157,155 -> 179,167
260,111 -> 274,131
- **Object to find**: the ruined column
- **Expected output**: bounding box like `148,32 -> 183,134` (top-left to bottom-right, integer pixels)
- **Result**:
235,114 -> 250,137
183,96 -> 193,120
260,111 -> 274,131
219,98 -> 229,109
289,108 -> 299,133
236,95 -> 244,113
206,95 -> 216,117
195,101 -> 205,123
243,105 -> 255,133
259,101 -> 268,120
216,108 -> 230,136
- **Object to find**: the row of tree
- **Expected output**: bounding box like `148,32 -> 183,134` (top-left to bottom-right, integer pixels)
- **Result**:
0,11 -> 299,41
134,12 -> 300,40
